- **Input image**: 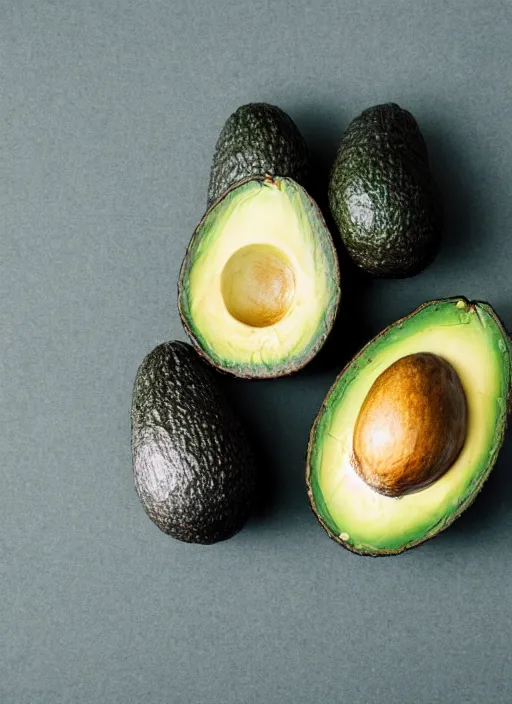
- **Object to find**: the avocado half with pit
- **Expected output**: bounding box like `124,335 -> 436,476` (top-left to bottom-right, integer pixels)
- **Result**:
178,104 -> 341,379
306,298 -> 511,556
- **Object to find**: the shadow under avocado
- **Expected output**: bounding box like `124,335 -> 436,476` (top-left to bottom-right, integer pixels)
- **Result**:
300,245 -> 377,377
221,372 -> 331,526
291,105 -> 377,376
221,377 -> 283,522
421,123 -> 478,271
436,429 -> 512,545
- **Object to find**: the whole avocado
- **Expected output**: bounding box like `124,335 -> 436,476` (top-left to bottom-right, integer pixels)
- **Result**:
328,103 -> 442,277
131,341 -> 256,544
207,102 -> 309,206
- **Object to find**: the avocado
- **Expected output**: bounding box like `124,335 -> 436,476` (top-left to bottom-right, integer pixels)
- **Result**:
207,103 -> 309,207
131,341 -> 256,544
179,175 -> 340,378
306,297 -> 511,556
328,103 -> 442,277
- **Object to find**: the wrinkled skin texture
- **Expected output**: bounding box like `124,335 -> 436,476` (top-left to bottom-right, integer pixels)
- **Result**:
329,103 -> 442,277
353,353 -> 467,496
207,103 -> 309,206
131,342 -> 256,544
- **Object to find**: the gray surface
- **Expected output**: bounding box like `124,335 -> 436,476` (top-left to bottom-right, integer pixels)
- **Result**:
3,1 -> 512,702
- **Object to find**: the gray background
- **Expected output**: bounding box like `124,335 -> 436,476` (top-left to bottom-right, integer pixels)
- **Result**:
3,1 -> 512,702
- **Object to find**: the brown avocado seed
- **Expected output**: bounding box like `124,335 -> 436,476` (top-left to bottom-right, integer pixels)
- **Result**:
352,353 -> 467,497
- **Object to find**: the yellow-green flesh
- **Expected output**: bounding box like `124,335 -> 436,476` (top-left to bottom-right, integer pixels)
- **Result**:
308,299 -> 510,555
179,178 -> 339,377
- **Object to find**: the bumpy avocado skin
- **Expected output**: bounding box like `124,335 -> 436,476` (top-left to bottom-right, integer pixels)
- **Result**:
131,342 -> 256,544
306,298 -> 511,556
329,103 -> 442,277
207,103 -> 309,206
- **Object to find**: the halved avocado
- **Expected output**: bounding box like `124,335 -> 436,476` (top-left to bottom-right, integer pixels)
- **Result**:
306,298 -> 511,556
179,176 -> 340,378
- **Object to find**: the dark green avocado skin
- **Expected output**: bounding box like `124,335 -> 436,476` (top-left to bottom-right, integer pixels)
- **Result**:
329,103 -> 442,277
207,103 -> 309,206
131,342 -> 256,544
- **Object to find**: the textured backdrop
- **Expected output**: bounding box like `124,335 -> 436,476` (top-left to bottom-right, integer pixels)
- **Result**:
3,1 -> 512,702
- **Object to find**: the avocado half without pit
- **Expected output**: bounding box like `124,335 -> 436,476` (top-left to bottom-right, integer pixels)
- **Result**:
306,298 -> 511,556
178,104 -> 341,379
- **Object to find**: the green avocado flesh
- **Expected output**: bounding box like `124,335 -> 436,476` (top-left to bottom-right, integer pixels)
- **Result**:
179,177 -> 340,378
306,298 -> 511,556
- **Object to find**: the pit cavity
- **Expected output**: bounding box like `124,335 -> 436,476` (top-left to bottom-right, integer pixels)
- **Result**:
221,244 -> 295,328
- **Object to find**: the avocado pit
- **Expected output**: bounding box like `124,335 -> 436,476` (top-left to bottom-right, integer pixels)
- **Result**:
352,353 -> 467,497
221,244 -> 295,327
